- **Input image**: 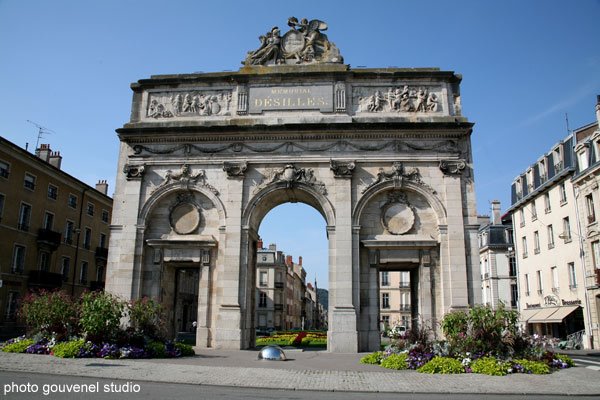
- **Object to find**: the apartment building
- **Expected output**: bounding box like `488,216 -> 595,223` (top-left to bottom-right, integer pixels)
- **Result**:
379,271 -> 411,330
0,138 -> 112,337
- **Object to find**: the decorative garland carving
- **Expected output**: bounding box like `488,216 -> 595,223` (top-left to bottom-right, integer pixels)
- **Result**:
362,162 -> 421,193
355,85 -> 441,114
330,159 -> 355,178
123,164 -> 145,180
254,164 -> 326,194
439,159 -> 466,175
131,139 -> 460,156
223,161 -> 248,178
157,164 -> 219,195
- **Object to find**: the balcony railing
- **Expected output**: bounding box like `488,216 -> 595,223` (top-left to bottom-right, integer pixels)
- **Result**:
95,246 -> 108,260
37,228 -> 61,249
28,270 -> 63,290
399,282 -> 410,288
399,304 -> 411,311
274,282 -> 284,289
274,303 -> 284,311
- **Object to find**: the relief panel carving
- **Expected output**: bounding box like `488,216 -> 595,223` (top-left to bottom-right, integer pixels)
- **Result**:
146,90 -> 233,119
354,85 -> 442,114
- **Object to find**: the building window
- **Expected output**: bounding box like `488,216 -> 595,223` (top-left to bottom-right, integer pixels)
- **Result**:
547,225 -> 554,249
551,266 -> 559,292
47,184 -> 58,200
96,265 -> 105,282
100,233 -> 107,249
544,193 -> 551,213
68,194 -> 77,208
522,236 -> 528,258
0,160 -> 10,178
61,257 -> 70,281
18,203 -> 31,231
592,241 -> 600,269
519,209 -> 525,227
83,228 -> 92,250
400,271 -> 410,287
24,173 -> 36,190
80,261 -> 88,284
554,147 -> 563,172
536,270 -> 543,294
578,148 -> 590,170
559,183 -> 567,204
0,193 -> 4,222
509,256 -> 517,276
539,159 -> 547,183
258,291 -> 267,308
382,293 -> 390,309
43,212 -> 54,230
568,262 -> 577,289
531,202 -> 537,221
586,194 -> 596,224
11,245 -> 25,273
101,210 -> 109,223
533,231 -> 540,254
65,221 -> 75,244
259,271 -> 268,287
562,217 -> 572,242
38,251 -> 50,272
5,292 -> 20,321
87,202 -> 95,216
524,274 -> 530,296
510,284 -> 518,308
381,271 -> 389,286
381,315 -> 390,328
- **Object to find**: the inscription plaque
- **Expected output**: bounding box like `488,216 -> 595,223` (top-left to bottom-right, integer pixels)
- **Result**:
248,85 -> 333,113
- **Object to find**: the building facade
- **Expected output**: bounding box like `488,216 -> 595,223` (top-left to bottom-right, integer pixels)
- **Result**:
379,271 -> 412,330
479,201 -> 517,310
0,138 -> 112,338
571,96 -> 600,349
255,242 -> 287,332
106,18 -> 480,352
508,133 -> 588,346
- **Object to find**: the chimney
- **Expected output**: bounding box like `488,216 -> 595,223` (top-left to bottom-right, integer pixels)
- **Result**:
268,243 -> 277,251
257,239 -> 264,250
95,179 -> 109,195
491,200 -> 502,225
48,151 -> 62,169
286,255 -> 293,267
35,144 -> 51,162
298,256 -> 302,266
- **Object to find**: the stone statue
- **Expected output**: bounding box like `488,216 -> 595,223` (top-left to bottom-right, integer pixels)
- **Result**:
243,17 -> 344,66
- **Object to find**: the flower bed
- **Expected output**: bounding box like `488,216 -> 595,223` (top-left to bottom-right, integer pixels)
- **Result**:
255,331 -> 327,348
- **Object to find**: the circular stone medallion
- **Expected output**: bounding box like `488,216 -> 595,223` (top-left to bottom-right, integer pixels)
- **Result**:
382,203 -> 415,235
170,203 -> 201,235
281,30 -> 305,55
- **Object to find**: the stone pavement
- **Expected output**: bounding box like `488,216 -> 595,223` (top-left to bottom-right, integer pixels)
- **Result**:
1,348 -> 599,395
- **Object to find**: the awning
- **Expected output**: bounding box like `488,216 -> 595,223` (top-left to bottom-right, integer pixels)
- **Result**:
520,308 -> 541,322
529,307 -> 558,323
545,305 -> 580,323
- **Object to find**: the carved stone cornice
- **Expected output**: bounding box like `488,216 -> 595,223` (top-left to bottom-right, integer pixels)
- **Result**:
223,161 -> 248,178
330,159 -> 355,178
439,159 -> 466,175
123,164 -> 145,180
254,164 -> 326,194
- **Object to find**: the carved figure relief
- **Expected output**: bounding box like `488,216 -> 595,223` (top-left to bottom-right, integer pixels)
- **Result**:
381,191 -> 416,235
356,86 -> 441,114
123,164 -> 145,180
169,192 -> 202,235
255,164 -> 326,194
158,164 -> 219,195
243,17 -> 344,66
147,90 -> 232,119
362,162 -> 424,193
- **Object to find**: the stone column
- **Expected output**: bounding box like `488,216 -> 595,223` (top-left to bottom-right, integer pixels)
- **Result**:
328,176 -> 358,352
418,252 -> 433,327
196,249 -> 212,348
213,176 -> 244,349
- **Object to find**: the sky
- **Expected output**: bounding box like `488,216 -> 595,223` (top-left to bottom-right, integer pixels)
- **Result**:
0,0 -> 598,289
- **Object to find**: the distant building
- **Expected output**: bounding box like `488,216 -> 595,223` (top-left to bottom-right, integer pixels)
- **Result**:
255,242 -> 287,331
478,200 -> 517,310
571,95 -> 600,349
507,127 -> 588,346
379,271 -> 411,330
0,138 -> 112,337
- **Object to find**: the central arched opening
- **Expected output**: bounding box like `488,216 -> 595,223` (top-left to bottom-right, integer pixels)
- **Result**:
243,185 -> 332,349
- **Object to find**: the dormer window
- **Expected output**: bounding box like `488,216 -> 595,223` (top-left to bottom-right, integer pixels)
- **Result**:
553,147 -> 563,172
576,143 -> 590,171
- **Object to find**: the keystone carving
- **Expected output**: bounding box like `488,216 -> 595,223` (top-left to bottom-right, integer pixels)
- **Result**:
158,164 -> 219,195
243,17 -> 343,66
362,162 -> 422,193
255,164 -> 326,194
123,164 -> 145,180
439,159 -> 466,175
330,160 -> 355,178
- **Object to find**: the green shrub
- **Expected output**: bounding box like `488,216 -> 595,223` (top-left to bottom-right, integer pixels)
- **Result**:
554,353 -> 575,367
2,339 -> 34,353
19,291 -> 79,339
175,342 -> 195,357
147,341 -> 166,358
513,359 -> 550,374
418,356 -> 465,374
471,357 -> 510,376
380,353 -> 408,370
52,339 -> 85,358
80,292 -> 125,342
360,351 -> 383,365
128,297 -> 165,340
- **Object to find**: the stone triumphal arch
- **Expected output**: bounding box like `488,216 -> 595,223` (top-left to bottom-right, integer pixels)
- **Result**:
106,18 -> 480,352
